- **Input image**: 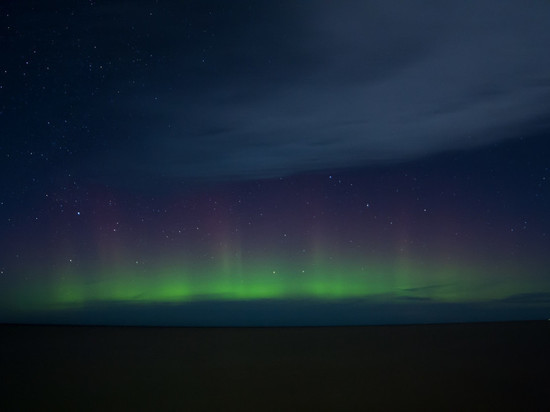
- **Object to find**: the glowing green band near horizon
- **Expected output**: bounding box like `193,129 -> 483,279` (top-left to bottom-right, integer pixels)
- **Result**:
3,256 -> 549,312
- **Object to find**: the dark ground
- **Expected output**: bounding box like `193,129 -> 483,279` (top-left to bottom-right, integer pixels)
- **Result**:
1,321 -> 549,411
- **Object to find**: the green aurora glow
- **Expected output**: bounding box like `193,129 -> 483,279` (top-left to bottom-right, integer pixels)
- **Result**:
4,256 -> 549,312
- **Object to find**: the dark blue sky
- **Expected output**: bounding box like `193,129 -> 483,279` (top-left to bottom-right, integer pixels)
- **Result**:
1,1 -> 550,326
4,0 -> 550,183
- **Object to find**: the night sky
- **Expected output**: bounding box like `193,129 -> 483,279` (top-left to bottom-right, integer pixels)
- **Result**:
1,0 -> 550,326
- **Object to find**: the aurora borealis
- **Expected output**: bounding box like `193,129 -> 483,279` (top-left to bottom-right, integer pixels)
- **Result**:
2,0 -> 550,325
6,257 -> 549,311
2,140 -> 550,325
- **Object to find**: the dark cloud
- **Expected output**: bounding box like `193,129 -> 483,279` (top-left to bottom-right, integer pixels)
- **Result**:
129,0 -> 550,181
397,296 -> 433,302
4,297 -> 549,326
402,284 -> 450,293
500,292 -> 550,305
9,1 -> 550,182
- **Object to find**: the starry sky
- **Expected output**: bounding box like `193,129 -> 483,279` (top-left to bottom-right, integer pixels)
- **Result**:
1,0 -> 550,326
